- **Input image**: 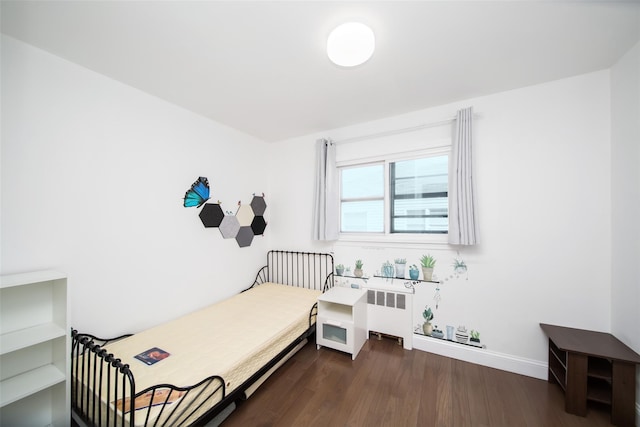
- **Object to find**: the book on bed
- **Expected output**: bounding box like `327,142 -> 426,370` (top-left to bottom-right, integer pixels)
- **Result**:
135,347 -> 170,365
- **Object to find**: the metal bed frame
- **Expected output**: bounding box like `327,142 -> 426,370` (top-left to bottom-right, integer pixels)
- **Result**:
71,250 -> 333,427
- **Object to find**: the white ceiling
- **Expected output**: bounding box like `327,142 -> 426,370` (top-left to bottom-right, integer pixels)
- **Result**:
2,1 -> 639,142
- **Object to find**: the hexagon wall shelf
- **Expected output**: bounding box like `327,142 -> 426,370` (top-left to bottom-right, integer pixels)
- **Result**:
219,215 -> 240,239
183,177 -> 266,247
251,196 -> 267,216
236,226 -> 254,247
236,204 -> 255,227
251,216 -> 267,235
199,203 -> 224,228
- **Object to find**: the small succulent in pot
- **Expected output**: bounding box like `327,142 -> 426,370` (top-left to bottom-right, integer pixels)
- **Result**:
422,306 -> 434,336
423,307 -> 434,323
431,325 -> 444,339
420,254 -> 436,268
455,325 -> 469,344
354,259 -> 364,277
335,264 -> 345,276
409,264 -> 420,280
393,258 -> 406,278
382,260 -> 394,278
420,254 -> 436,281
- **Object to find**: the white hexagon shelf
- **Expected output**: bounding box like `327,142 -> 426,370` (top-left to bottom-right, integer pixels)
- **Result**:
236,204 -> 254,227
219,215 -> 240,239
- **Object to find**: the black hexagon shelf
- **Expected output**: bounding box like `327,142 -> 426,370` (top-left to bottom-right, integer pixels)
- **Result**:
199,203 -> 224,228
236,226 -> 254,247
251,216 -> 267,235
250,196 -> 267,216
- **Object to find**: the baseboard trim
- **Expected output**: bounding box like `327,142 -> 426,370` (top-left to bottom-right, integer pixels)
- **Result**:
414,335 -> 640,421
412,334 -> 548,380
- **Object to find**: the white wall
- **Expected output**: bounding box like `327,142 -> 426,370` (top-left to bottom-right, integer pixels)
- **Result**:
3,30 -> 634,394
269,70 -> 613,369
1,36 -> 271,336
610,39 -> 640,418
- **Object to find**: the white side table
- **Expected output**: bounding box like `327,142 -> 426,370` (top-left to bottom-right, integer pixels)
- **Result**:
316,287 -> 367,360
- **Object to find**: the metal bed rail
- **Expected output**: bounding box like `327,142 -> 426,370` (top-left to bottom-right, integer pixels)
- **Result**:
251,250 -> 334,292
72,250 -> 333,426
71,330 -> 226,427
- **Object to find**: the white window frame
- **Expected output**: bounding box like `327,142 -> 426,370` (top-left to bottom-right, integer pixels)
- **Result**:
337,146 -> 451,245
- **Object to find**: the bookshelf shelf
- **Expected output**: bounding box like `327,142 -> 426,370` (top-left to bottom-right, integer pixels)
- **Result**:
0,270 -> 69,426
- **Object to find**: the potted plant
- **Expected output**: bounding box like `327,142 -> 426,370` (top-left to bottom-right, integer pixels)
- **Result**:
470,330 -> 481,347
409,264 -> 420,280
382,260 -> 394,278
455,325 -> 469,344
420,254 -> 436,281
453,259 -> 468,275
335,264 -> 345,276
431,325 -> 444,339
422,306 -> 434,336
354,259 -> 364,277
394,258 -> 406,278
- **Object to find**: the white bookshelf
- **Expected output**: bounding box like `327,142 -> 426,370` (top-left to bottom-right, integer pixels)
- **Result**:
0,270 -> 69,427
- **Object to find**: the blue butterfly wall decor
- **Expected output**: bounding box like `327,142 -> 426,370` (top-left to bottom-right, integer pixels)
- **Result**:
183,176 -> 210,208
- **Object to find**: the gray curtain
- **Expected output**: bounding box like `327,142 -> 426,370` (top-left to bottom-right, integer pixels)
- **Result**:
313,138 -> 339,240
449,107 -> 479,245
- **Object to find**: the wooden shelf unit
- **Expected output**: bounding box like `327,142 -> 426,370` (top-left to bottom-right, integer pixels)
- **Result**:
540,323 -> 640,427
0,270 -> 69,427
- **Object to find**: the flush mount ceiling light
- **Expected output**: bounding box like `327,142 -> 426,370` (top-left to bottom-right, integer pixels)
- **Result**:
327,22 -> 375,67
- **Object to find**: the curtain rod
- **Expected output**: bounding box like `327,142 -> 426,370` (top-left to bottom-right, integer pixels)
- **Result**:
334,113 -> 480,145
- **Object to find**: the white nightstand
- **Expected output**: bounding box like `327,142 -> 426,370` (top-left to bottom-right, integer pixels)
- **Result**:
316,287 -> 367,360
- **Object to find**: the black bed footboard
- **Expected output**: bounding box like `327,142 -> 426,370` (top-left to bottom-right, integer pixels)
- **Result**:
71,330 -> 225,427
73,250 -> 333,426
251,250 -> 334,291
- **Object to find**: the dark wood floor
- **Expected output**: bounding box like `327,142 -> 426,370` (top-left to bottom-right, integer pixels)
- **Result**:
223,335 -> 615,427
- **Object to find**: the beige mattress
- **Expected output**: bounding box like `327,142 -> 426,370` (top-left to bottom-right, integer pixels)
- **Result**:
81,283 -> 321,426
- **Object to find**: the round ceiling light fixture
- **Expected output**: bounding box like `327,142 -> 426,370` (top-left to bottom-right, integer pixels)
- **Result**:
327,22 -> 375,67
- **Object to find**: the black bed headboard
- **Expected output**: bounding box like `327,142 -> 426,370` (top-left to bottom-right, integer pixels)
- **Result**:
252,250 -> 334,292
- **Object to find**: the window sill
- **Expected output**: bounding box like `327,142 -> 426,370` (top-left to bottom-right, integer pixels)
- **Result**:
337,232 -> 449,247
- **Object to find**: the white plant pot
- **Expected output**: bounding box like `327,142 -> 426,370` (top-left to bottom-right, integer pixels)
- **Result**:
422,322 -> 433,336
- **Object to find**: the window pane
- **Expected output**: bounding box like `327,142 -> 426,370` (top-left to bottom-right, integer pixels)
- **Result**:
341,164 -> 383,199
391,155 -> 448,234
341,200 -> 384,232
392,197 -> 448,233
393,157 -> 448,196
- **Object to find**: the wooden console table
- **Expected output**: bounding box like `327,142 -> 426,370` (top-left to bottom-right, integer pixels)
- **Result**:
540,323 -> 640,427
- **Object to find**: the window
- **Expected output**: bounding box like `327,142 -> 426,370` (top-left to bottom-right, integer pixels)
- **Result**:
340,164 -> 384,232
390,156 -> 448,234
339,154 -> 448,235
